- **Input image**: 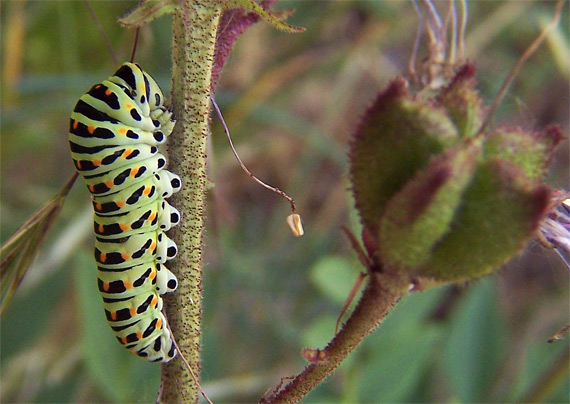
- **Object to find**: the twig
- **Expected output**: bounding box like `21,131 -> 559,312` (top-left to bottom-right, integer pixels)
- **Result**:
210,94 -> 298,215
409,0 -> 423,81
84,1 -> 119,66
261,271 -> 410,403
476,0 -> 564,136
130,28 -> 140,63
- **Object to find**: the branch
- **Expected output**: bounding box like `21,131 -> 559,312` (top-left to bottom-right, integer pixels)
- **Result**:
262,270 -> 411,403
160,1 -> 221,402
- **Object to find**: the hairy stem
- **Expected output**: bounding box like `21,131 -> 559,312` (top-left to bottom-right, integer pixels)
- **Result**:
263,271 -> 410,403
160,1 -> 220,403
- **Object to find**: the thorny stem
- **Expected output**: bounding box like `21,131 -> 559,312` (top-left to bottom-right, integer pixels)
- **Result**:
262,271 -> 411,404
160,1 -> 221,403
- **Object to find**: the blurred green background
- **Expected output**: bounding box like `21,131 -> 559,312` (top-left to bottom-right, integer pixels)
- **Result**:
1,1 -> 568,403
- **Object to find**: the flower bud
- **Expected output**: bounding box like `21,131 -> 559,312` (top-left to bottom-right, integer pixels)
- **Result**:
349,64 -> 561,282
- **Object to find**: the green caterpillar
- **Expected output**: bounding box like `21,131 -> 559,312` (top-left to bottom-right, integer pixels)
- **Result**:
69,63 -> 180,362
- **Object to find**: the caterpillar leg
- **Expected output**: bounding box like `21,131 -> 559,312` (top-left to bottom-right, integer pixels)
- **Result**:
156,263 -> 178,294
135,312 -> 177,362
156,233 -> 177,263
155,171 -> 181,198
158,200 -> 180,231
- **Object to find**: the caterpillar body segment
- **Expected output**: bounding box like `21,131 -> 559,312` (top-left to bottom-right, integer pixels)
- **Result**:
70,62 -> 179,362
90,171 -> 180,216
71,143 -> 159,176
93,197 -> 180,238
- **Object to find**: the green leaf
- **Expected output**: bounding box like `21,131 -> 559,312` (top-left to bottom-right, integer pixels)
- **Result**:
358,287 -> 446,401
309,255 -> 361,305
223,0 -> 305,33
357,321 -> 442,402
118,0 -> 178,27
301,314 -> 337,349
441,279 -> 506,402
515,341 -> 569,402
1,173 -> 77,315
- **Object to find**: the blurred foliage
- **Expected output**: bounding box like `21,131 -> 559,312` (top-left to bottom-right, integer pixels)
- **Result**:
1,1 -> 568,403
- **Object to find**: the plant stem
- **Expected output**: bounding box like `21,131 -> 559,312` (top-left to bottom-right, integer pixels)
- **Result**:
263,271 -> 410,403
160,1 -> 220,403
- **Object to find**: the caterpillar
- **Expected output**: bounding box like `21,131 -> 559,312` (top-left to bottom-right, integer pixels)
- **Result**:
69,62 -> 180,362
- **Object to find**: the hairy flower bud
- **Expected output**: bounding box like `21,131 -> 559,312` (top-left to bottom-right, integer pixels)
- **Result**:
349,65 -> 562,282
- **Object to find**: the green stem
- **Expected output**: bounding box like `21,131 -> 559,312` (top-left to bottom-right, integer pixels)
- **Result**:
263,271 -> 410,403
160,1 -> 220,403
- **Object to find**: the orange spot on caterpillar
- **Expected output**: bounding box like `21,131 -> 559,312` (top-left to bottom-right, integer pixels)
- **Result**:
105,180 -> 113,189
151,296 -> 158,307
76,160 -> 82,169
88,185 -> 96,193
130,308 -> 137,317
92,160 -> 101,167
116,201 -> 125,208
121,336 -> 128,344
105,89 -> 112,96
87,125 -> 96,134
98,224 -> 105,233
156,318 -> 163,329
150,242 -> 156,251
136,331 -> 143,339
72,120 -> 78,130
148,212 -> 156,222
149,270 -> 156,280
125,103 -> 134,110
94,84 -> 101,90
121,253 -> 129,261
119,223 -> 129,231
100,252 -> 107,262
123,281 -> 132,290
95,203 -> 103,211
130,167 -> 139,177
103,281 -> 110,291
118,128 -> 127,135
143,186 -> 151,196
111,311 -> 117,320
